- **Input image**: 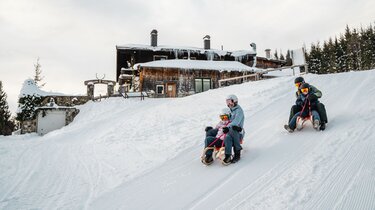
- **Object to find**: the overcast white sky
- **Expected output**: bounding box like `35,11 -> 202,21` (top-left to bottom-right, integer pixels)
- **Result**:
1,0 -> 374,113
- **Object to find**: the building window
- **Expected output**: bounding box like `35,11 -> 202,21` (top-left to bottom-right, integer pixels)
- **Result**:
195,78 -> 211,93
182,57 -> 196,60
153,55 -> 168,61
156,85 -> 164,94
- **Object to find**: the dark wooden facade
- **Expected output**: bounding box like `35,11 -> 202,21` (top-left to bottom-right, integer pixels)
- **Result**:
139,67 -> 255,98
256,57 -> 286,69
116,46 -> 255,81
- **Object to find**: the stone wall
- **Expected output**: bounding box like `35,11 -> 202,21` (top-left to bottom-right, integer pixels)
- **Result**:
21,120 -> 37,134
41,96 -> 89,107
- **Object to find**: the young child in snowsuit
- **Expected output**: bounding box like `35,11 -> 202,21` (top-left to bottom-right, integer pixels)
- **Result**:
285,83 -> 321,132
202,108 -> 231,165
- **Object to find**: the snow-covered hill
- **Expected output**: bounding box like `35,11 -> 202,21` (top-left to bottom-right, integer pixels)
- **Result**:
1,70 -> 375,210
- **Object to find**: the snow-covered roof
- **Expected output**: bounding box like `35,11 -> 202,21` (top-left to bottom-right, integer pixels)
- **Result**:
19,79 -> 65,98
116,44 -> 256,57
139,59 -> 256,72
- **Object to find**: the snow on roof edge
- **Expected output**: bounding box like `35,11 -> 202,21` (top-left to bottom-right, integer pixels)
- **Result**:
116,44 -> 256,57
139,59 -> 257,72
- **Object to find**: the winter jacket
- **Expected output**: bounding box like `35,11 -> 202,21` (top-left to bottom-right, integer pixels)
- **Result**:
228,105 -> 244,129
215,120 -> 231,140
296,86 -> 322,117
296,85 -> 322,99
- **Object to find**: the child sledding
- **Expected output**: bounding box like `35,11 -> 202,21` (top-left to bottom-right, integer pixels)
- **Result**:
201,95 -> 245,166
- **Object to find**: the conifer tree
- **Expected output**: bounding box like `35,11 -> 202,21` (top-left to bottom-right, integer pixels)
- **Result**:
335,35 -> 348,72
311,42 -> 323,74
0,81 -> 15,135
273,50 -> 279,60
360,25 -> 373,70
16,95 -> 43,121
34,57 -> 46,88
280,52 -> 285,61
371,24 -> 375,69
285,50 -> 293,66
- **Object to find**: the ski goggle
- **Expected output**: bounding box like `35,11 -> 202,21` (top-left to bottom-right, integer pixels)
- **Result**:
301,88 -> 309,93
220,114 -> 229,120
295,82 -> 302,87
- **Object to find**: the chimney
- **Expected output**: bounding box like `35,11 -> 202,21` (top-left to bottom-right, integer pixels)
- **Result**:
203,35 -> 210,50
250,43 -> 257,54
265,49 -> 271,59
151,29 -> 158,47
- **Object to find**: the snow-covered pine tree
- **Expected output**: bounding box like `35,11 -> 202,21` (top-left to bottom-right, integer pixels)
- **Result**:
371,24 -> 375,69
16,95 -> 43,121
326,38 -> 336,74
0,81 -> 15,135
273,49 -> 279,60
359,25 -> 374,70
280,52 -> 285,61
34,57 -> 46,88
285,50 -> 293,66
307,42 -> 323,74
335,35 -> 347,73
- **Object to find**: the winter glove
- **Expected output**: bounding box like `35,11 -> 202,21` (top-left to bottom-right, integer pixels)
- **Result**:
296,99 -> 303,106
307,94 -> 318,101
232,125 -> 242,132
205,126 -> 213,132
222,127 -> 229,134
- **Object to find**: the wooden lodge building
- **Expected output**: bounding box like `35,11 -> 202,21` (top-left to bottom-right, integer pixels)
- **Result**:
116,30 -> 286,97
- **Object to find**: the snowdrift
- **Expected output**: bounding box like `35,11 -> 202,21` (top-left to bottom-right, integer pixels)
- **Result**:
1,70 -> 375,209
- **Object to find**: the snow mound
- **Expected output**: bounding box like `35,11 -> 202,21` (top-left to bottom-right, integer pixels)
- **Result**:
19,79 -> 65,98
1,70 -> 375,209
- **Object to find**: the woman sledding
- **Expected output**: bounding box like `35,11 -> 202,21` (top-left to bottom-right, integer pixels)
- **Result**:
202,94 -> 245,166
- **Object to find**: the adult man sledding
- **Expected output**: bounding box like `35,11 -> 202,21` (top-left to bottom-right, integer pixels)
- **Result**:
285,83 -> 322,132
288,77 -> 328,130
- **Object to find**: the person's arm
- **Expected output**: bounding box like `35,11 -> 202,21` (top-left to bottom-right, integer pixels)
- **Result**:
228,109 -> 244,128
310,85 -> 322,98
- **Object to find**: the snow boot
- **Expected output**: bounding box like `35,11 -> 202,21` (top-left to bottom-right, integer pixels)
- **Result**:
202,155 -> 214,165
284,124 -> 294,133
320,122 -> 326,131
313,119 -> 320,130
231,150 -> 241,163
222,154 -> 232,166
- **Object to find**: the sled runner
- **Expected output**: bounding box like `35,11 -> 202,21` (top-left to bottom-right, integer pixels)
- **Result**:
201,133 -> 244,166
284,99 -> 321,132
296,114 -> 319,131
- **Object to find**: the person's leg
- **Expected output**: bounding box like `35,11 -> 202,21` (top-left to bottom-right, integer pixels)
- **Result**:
289,105 -> 301,122
312,110 -> 321,129
206,128 -> 218,137
316,103 -> 328,123
224,128 -> 242,155
204,136 -> 216,156
312,110 -> 321,122
289,112 -> 301,130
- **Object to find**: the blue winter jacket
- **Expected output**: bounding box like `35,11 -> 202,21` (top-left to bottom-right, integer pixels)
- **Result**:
228,104 -> 245,129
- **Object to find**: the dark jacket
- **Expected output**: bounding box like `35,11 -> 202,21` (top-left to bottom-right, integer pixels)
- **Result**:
296,85 -> 321,116
295,85 -> 322,99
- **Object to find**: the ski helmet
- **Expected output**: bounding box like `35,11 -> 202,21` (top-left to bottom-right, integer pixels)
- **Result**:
300,83 -> 310,89
294,76 -> 305,84
220,108 -> 231,120
300,83 -> 310,94
226,94 -> 238,103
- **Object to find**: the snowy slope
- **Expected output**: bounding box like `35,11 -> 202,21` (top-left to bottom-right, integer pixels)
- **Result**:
1,70 -> 375,209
